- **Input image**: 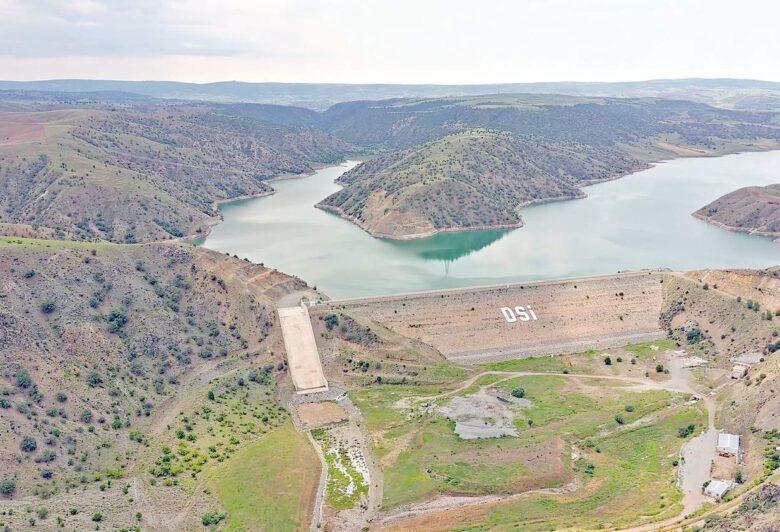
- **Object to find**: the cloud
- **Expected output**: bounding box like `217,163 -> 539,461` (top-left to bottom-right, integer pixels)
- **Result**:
0,0 -> 777,83
0,0 -> 260,57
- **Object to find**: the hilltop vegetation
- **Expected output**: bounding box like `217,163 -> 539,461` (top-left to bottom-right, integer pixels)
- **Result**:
694,184 -> 780,238
318,129 -> 643,238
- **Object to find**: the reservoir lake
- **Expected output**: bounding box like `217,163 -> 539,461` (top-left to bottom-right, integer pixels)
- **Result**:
198,150 -> 780,299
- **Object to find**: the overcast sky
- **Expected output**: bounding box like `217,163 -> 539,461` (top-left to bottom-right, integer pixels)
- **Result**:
1,0 -> 778,84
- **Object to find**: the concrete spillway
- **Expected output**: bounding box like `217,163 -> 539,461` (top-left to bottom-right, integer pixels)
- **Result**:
278,303 -> 328,394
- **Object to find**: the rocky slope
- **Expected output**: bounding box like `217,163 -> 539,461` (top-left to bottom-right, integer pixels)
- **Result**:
317,129 -> 643,238
694,184 -> 780,239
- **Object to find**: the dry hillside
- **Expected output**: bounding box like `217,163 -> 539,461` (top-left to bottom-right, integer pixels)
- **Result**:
694,184 -> 780,238
0,100 -> 351,243
0,236 -> 313,526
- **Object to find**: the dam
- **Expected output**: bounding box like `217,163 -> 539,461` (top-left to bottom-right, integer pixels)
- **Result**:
315,271 -> 667,364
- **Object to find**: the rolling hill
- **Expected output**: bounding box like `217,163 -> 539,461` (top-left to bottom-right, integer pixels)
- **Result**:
0,95 -> 352,243
317,129 -> 643,238
3,78 -> 780,111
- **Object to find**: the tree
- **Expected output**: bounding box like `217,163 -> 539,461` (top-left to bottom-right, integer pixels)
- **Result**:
510,387 -> 525,398
40,300 -> 56,314
604,356 -> 612,366
656,364 -> 665,373
615,414 -> 625,425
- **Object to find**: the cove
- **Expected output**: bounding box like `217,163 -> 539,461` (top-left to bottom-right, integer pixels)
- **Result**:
198,151 -> 780,299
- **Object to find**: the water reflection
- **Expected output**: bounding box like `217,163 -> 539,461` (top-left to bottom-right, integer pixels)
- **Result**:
381,228 -> 512,262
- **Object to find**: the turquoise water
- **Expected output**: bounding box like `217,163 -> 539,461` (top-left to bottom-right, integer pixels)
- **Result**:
199,151 -> 780,299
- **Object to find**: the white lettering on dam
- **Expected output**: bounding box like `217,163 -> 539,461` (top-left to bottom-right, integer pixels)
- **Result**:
500,306 -> 539,323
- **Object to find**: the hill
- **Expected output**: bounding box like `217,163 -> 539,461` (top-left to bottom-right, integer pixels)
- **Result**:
694,184 -> 780,239
3,78 -> 780,111
318,95 -> 780,238
317,129 -> 643,238
0,236 -> 322,528
0,97 -> 352,243
320,94 -> 780,149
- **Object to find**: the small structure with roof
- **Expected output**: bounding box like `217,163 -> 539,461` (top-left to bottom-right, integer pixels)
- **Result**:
731,364 -> 749,379
717,432 -> 740,458
704,479 -> 733,501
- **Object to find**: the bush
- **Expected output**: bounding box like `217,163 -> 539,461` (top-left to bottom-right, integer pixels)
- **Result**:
20,435 -> 37,452
678,424 -> 695,438
80,409 -> 93,423
686,328 -> 701,344
624,405 -> 635,412
107,308 -> 128,333
656,364 -> 665,373
40,300 -> 56,314
92,512 -> 102,522
87,371 -> 103,387
16,370 -> 33,389
0,479 -> 16,496
510,387 -> 525,398
324,313 -> 339,331
604,356 -> 612,366
201,511 -> 226,526
615,414 -> 625,425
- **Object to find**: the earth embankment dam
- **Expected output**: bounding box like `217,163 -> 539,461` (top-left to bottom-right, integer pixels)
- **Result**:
316,271 -> 668,363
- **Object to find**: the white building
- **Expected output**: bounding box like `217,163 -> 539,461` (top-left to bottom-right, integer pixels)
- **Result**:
704,479 -> 733,501
717,433 -> 740,458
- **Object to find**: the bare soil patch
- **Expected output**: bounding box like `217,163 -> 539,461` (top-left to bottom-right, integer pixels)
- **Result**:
297,401 -> 349,429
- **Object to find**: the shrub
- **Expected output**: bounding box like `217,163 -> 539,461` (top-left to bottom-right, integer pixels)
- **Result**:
686,328 -> 701,344
16,370 -> 33,389
678,424 -> 695,438
324,314 -> 339,331
656,364 -> 665,373
604,356 -> 612,366
80,409 -> 93,423
40,300 -> 56,314
92,512 -> 102,522
87,371 -> 103,387
107,308 -> 127,333
510,387 -> 525,398
201,511 -> 226,526
615,414 -> 625,425
20,435 -> 37,452
624,405 -> 635,412
0,479 -> 16,496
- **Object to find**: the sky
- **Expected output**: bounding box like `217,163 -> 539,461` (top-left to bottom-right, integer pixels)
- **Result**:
0,0 -> 778,84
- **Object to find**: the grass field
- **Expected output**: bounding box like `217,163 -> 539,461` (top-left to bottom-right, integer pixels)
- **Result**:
430,405 -> 706,531
479,339 -> 677,374
208,420 -> 320,531
352,370 -> 692,512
